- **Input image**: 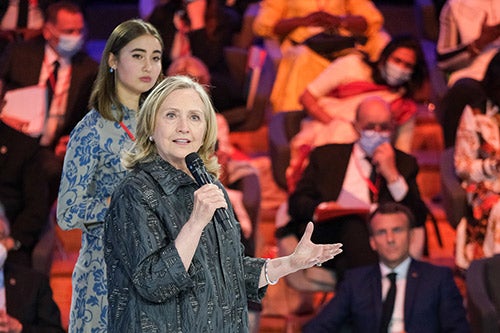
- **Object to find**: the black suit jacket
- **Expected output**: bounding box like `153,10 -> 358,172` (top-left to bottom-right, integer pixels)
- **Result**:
4,263 -> 65,333
303,259 -> 470,333
0,121 -> 49,251
288,143 -> 428,228
0,35 -> 98,147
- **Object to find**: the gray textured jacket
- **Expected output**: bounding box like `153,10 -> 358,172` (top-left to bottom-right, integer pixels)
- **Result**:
104,156 -> 266,332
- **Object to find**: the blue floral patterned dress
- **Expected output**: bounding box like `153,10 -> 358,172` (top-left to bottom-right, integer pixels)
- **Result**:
57,106 -> 136,332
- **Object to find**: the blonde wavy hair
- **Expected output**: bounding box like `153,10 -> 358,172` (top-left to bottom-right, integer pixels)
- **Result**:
122,75 -> 220,177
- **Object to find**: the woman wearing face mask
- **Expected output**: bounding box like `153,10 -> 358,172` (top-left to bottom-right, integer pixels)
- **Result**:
285,34 -> 429,191
57,19 -> 164,332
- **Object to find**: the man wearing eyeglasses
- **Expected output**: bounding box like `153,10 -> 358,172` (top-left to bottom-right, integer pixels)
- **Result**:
277,96 -> 428,294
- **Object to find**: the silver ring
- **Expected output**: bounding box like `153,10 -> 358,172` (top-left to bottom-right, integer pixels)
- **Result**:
316,262 -> 322,267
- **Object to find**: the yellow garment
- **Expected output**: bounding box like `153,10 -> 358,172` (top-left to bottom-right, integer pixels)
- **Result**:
253,0 -> 389,112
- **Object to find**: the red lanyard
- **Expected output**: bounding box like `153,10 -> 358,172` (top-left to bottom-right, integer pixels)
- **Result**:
353,155 -> 380,202
119,122 -> 135,141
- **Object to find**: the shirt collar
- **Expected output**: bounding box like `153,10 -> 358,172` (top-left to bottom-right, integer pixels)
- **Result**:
353,142 -> 368,160
44,44 -> 70,66
379,256 -> 411,279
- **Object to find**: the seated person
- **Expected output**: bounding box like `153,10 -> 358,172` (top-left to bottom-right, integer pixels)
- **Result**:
0,202 -> 65,333
288,35 -> 429,190
252,0 -> 390,112
277,96 -> 428,294
436,0 -> 500,147
436,0 -> 500,87
454,51 -> 500,270
303,202 -> 470,333
148,0 -> 243,112
0,81 -> 50,272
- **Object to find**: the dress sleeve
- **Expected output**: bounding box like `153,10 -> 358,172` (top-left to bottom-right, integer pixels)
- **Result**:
57,115 -> 106,231
454,105 -> 494,182
307,53 -> 369,97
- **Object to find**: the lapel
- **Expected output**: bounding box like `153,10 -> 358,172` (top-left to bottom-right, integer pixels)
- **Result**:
404,259 -> 420,326
330,144 -> 354,200
372,266 -> 384,327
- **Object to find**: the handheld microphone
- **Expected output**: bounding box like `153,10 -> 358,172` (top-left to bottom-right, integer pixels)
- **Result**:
185,152 -> 230,231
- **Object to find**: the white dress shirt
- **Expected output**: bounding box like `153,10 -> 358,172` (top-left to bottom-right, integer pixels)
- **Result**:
337,143 -> 409,210
379,257 -> 411,333
38,45 -> 72,146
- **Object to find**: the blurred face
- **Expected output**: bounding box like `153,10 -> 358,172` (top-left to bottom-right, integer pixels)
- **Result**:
387,47 -> 416,71
355,98 -> 394,135
109,34 -> 163,108
381,47 -> 416,87
369,212 -> 412,268
152,88 -> 207,173
43,9 -> 85,53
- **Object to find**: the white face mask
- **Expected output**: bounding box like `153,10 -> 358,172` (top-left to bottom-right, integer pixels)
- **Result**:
359,130 -> 391,157
382,61 -> 413,87
56,34 -> 84,58
0,243 -> 7,268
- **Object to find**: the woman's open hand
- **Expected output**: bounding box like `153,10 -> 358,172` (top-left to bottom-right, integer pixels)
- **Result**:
290,222 -> 343,270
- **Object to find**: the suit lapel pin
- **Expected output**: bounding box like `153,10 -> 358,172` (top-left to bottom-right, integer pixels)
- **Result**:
0,145 -> 7,154
9,277 -> 16,286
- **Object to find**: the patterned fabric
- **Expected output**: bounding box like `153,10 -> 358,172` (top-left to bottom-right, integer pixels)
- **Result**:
104,156 -> 266,332
455,102 -> 500,269
57,107 -> 137,332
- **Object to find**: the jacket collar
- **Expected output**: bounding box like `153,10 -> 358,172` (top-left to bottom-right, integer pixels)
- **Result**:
137,155 -> 196,195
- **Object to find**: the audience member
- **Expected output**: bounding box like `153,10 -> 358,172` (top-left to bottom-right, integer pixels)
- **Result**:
148,0 -> 243,111
167,54 -> 263,333
303,202 -> 470,333
0,80 -> 50,271
1,0 -> 44,31
0,0 -> 53,53
0,1 -> 98,204
103,75 -> 343,332
277,96 -> 428,298
252,0 -> 389,112
0,202 -> 65,333
435,0 -> 500,147
57,19 -> 163,332
287,35 -> 429,190
454,51 -> 500,270
436,0 -> 500,86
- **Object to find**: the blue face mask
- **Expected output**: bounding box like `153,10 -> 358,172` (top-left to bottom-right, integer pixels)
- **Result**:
381,61 -> 413,87
56,34 -> 84,58
359,130 -> 391,156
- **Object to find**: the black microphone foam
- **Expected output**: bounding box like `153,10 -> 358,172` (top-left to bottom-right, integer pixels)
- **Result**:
185,152 -> 230,230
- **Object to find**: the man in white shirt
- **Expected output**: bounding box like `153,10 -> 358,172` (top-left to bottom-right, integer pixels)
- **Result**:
0,1 -> 98,203
303,202 -> 470,333
278,96 -> 428,285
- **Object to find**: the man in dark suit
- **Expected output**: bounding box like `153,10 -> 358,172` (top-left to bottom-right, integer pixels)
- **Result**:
0,82 -> 50,272
0,1 -> 98,203
303,202 -> 470,333
277,96 -> 428,296
0,203 -> 64,333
